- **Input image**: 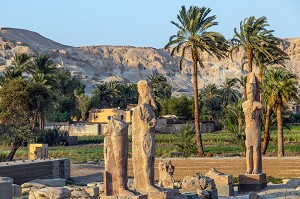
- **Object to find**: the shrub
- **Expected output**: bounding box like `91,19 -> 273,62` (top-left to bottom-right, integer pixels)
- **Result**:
0,152 -> 7,162
36,128 -> 62,146
174,123 -> 196,156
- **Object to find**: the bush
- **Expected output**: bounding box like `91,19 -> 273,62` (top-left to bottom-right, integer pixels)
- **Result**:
0,152 -> 7,162
36,128 -> 62,146
174,123 -> 196,156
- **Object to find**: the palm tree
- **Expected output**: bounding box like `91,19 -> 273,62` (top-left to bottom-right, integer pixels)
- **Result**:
165,6 -> 228,156
28,53 -> 56,87
27,53 -> 57,132
200,84 -> 223,122
254,44 -> 289,154
263,68 -> 299,157
232,16 -> 282,73
220,78 -> 241,106
12,53 -> 31,73
115,84 -> 138,109
91,83 -> 113,108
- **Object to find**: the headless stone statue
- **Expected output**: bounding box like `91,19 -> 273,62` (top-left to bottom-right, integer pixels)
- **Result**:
103,118 -> 133,196
132,80 -> 160,194
242,73 -> 263,174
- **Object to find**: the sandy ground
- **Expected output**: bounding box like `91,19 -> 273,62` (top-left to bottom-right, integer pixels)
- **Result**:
71,163 -> 300,199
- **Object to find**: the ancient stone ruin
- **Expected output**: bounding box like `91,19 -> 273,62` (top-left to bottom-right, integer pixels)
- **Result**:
103,118 -> 134,197
158,160 -> 175,189
205,168 -> 234,197
239,72 -> 267,192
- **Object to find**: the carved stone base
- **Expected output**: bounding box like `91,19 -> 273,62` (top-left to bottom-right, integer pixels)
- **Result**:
238,173 -> 267,192
101,195 -> 147,199
147,189 -> 180,199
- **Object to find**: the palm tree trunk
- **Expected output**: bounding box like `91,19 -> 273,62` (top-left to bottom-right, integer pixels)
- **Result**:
262,105 -> 271,154
277,96 -> 284,157
258,68 -> 263,100
246,47 -> 253,73
192,51 -> 204,156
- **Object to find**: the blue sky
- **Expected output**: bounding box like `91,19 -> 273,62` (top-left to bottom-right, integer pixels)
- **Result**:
1,0 -> 299,48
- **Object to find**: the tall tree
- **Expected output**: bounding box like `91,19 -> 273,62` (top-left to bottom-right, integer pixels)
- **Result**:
0,78 -> 32,161
220,78 -> 241,107
232,16 -> 282,73
200,84 -> 223,122
165,5 -> 228,156
254,43 -> 289,154
263,68 -> 299,157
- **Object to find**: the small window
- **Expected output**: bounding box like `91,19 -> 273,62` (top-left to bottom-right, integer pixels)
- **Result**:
108,116 -> 111,120
121,115 -> 124,120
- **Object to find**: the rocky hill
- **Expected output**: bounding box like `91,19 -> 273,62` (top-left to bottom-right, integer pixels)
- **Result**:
0,28 -> 299,96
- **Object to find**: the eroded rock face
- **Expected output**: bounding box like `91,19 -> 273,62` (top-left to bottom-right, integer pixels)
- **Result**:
103,118 -> 133,196
158,160 -> 175,189
242,73 -> 263,174
132,80 -> 159,194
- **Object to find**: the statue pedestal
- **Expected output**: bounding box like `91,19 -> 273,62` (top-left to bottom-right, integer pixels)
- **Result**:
238,173 -> 267,192
148,189 -> 180,199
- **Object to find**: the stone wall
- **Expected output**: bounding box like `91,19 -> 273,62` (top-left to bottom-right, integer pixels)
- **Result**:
155,122 -> 217,134
128,157 -> 300,181
0,159 -> 70,185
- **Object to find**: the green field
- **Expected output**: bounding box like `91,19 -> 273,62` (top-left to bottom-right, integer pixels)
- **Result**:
1,126 -> 300,162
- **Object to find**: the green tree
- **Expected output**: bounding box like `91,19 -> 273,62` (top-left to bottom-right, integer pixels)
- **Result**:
232,16 -> 282,73
0,78 -> 32,161
28,53 -> 56,87
160,96 -> 194,120
200,84 -> 223,122
220,78 -> 241,107
75,93 -> 91,121
114,83 -> 138,109
91,83 -> 113,108
263,68 -> 299,157
165,6 -> 228,156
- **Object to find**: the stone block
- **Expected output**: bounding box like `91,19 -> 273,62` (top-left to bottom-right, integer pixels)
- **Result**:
101,195 -> 147,199
0,177 -> 13,199
13,184 -> 22,197
30,178 -> 66,187
216,184 -> 234,197
238,173 -> 267,192
84,186 -> 99,197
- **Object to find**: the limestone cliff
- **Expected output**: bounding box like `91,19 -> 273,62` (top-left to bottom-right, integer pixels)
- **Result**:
0,28 -> 299,96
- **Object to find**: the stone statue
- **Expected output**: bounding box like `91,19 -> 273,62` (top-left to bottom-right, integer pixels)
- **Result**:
158,160 -> 175,188
132,80 -> 159,194
103,118 -> 133,196
242,72 -> 263,174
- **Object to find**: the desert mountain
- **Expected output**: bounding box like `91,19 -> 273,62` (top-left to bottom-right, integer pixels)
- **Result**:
0,27 -> 299,96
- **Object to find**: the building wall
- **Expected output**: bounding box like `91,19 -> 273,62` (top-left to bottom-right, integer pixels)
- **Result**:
128,157 -> 300,180
69,123 -> 100,136
0,159 -> 70,185
89,109 -> 132,123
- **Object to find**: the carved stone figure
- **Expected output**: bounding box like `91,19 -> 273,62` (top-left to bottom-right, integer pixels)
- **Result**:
103,118 -> 133,196
242,72 -> 263,174
158,160 -> 175,188
132,80 -> 159,194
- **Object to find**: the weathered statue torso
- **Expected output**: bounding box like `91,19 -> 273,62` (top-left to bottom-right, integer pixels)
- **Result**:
132,80 -> 159,194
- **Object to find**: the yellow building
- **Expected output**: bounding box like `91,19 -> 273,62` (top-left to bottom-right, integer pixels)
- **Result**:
89,108 -> 133,123
28,144 -> 48,160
